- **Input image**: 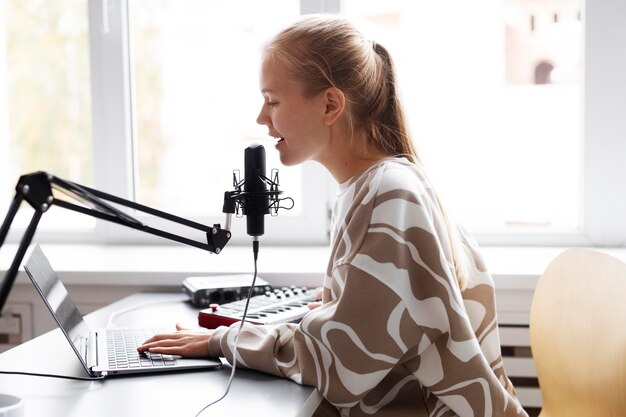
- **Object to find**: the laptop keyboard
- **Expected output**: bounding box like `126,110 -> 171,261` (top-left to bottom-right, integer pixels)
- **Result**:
107,328 -> 177,370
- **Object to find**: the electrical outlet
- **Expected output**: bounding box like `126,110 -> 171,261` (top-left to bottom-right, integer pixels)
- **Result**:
0,303 -> 33,353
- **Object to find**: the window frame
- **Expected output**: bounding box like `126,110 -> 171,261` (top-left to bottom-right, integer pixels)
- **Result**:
579,0 -> 626,247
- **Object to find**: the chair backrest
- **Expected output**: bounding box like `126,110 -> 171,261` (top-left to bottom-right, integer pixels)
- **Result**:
530,248 -> 626,417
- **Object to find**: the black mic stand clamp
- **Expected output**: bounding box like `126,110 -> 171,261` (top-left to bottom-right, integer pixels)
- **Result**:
222,164 -> 294,261
0,171 -> 232,315
222,168 -> 293,227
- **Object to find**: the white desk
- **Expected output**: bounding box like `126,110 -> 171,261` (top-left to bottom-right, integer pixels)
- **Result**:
0,292 -> 316,416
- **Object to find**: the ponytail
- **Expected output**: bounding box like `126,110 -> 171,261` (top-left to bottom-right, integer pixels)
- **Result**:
367,42 -> 417,163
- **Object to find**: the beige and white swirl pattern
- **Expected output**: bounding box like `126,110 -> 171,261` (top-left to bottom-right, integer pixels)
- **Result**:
208,158 -> 527,417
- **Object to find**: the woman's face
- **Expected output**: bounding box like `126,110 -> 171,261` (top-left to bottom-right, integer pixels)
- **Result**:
256,55 -> 328,166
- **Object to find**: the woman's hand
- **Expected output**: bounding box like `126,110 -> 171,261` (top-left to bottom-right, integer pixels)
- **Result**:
137,323 -> 213,358
307,288 -> 323,310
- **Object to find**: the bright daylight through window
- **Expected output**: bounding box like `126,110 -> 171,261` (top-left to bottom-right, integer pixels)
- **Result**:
128,0 -> 328,244
131,0 -> 302,217
2,0 -> 620,247
0,0 -> 94,232
341,0 -> 582,236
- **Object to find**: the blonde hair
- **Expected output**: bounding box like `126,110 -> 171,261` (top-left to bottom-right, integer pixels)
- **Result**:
266,16 -> 470,290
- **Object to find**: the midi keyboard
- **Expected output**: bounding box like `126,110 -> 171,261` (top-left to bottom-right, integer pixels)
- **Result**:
198,287 -> 316,329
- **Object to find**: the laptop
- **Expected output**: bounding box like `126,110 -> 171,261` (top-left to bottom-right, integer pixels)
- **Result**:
23,244 -> 222,378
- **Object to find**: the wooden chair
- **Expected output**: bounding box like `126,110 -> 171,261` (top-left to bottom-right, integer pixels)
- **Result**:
530,248 -> 626,416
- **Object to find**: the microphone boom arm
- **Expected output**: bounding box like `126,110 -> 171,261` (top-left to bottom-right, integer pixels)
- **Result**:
0,171 -> 232,314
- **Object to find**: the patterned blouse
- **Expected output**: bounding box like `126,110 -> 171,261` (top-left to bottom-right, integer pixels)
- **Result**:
208,157 -> 528,417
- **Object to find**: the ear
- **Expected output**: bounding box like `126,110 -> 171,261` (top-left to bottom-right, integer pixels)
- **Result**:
322,87 -> 345,126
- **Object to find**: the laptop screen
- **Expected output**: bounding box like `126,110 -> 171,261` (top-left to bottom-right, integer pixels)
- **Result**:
24,244 -> 92,368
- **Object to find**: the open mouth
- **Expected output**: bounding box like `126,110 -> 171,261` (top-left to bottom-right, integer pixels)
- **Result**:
276,137 -> 285,145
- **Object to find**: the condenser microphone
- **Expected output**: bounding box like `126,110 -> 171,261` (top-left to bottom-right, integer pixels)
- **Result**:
243,144 -> 270,238
221,144 -> 293,251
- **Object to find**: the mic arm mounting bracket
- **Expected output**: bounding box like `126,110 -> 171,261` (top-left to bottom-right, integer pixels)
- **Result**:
222,168 -> 293,219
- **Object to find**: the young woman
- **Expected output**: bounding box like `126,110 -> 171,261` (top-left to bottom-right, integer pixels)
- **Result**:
139,16 -> 528,417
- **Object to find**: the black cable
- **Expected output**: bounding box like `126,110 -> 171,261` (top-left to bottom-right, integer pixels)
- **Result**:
253,239 -> 259,262
0,370 -> 105,381
194,239 -> 259,417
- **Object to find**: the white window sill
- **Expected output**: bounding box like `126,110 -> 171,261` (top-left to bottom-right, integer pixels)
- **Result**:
2,243 -> 626,290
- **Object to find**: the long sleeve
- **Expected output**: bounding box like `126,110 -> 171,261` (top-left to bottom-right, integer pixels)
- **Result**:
208,158 -> 527,417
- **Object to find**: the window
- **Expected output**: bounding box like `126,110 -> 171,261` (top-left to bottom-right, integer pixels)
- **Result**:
339,0 -> 584,242
0,0 -> 95,234
124,0 -> 328,245
2,0 -> 625,247
130,0 -> 300,215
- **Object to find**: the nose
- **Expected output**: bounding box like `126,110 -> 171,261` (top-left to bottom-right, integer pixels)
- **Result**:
256,105 -> 268,126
